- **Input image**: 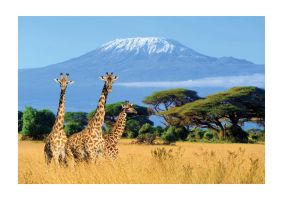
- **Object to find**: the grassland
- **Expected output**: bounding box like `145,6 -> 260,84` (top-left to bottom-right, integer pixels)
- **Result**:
18,139 -> 264,184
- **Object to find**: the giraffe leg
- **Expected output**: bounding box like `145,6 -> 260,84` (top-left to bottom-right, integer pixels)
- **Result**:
44,151 -> 52,165
65,146 -> 75,168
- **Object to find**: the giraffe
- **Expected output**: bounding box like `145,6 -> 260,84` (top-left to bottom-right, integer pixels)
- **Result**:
65,72 -> 118,164
103,101 -> 137,160
44,73 -> 74,165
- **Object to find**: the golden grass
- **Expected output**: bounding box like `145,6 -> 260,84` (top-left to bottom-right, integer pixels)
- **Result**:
18,139 -> 264,184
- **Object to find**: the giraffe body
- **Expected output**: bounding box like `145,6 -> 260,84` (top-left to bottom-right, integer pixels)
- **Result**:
65,72 -> 118,164
104,101 -> 137,160
44,73 -> 74,165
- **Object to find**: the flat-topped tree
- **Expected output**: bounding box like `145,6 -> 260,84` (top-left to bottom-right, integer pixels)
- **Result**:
161,86 -> 265,142
143,88 -> 201,126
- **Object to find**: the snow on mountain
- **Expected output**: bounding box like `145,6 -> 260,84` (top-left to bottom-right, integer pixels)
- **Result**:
99,37 -> 209,59
18,37 -> 264,113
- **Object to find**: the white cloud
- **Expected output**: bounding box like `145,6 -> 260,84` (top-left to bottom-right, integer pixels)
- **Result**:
116,73 -> 265,88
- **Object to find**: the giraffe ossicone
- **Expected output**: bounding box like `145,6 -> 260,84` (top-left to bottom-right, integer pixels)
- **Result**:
104,101 -> 137,160
44,73 -> 74,165
65,72 -> 118,165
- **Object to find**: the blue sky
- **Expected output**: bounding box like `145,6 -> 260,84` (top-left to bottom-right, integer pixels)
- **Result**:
18,16 -> 264,68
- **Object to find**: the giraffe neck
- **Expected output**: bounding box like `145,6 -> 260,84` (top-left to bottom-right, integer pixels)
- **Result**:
86,84 -> 108,136
52,88 -> 66,131
110,110 -> 127,140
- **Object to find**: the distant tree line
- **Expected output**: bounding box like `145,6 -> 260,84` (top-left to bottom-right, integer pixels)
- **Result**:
18,86 -> 265,143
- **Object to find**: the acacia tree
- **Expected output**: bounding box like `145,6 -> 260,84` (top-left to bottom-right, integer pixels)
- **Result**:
143,88 -> 201,126
162,87 -> 265,142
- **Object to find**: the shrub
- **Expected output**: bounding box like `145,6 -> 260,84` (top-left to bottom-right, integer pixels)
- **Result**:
174,126 -> 189,140
136,133 -> 156,144
226,125 -> 248,143
187,133 -> 197,142
64,122 -> 84,136
154,126 -> 164,137
139,123 -> 154,135
204,131 -> 214,140
161,126 -> 177,144
21,107 -> 55,140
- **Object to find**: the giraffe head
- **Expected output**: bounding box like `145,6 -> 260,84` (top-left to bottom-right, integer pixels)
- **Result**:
54,73 -> 74,90
99,72 -> 118,93
122,101 -> 137,114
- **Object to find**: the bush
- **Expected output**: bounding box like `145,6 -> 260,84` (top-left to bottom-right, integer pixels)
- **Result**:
64,122 -> 84,136
18,111 -> 23,132
126,130 -> 138,138
139,123 -> 154,135
226,125 -> 248,143
204,131 -> 214,140
161,126 -> 177,144
187,133 -> 197,142
247,128 -> 265,143
21,107 -> 55,140
154,126 -> 164,137
136,133 -> 156,144
174,126 -> 189,140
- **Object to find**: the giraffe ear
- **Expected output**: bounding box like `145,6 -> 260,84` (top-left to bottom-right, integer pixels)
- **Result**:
99,76 -> 104,80
68,80 -> 74,85
54,78 -> 60,84
113,76 -> 119,81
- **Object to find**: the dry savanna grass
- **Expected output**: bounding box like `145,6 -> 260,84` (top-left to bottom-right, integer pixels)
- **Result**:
18,139 -> 265,184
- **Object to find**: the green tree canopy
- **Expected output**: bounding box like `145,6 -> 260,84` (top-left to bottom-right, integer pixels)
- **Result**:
143,88 -> 201,125
21,107 -> 55,139
161,86 -> 265,142
64,112 -> 88,135
18,111 -> 23,132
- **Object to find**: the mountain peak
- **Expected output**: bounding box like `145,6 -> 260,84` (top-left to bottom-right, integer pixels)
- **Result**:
99,37 -> 192,55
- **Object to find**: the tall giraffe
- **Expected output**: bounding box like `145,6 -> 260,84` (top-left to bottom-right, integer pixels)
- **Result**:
103,101 -> 137,160
65,72 -> 118,164
44,73 -> 74,165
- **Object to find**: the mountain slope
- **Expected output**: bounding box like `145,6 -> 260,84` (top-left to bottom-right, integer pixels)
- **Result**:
19,37 -> 264,114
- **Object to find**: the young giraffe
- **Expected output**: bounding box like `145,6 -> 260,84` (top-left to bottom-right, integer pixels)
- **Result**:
103,101 -> 137,160
65,72 -> 118,164
44,73 -> 74,165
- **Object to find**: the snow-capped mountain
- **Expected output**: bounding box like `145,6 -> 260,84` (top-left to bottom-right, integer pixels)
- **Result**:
19,37 -> 264,113
99,37 -> 208,58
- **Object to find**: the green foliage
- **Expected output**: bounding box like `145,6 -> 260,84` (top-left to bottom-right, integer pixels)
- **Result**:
139,123 -> 154,135
136,123 -> 156,144
161,86 -> 265,143
22,107 -> 55,140
65,112 -> 88,125
187,133 -> 197,142
153,126 -> 164,137
161,126 -> 177,144
64,112 -> 87,135
247,128 -> 265,143
18,111 -> 23,132
87,102 -> 153,138
143,88 -> 200,125
226,125 -> 248,143
204,131 -> 214,140
64,122 -> 84,136
136,133 -> 156,144
174,126 -> 188,140
21,107 -> 37,136
143,88 -> 200,107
